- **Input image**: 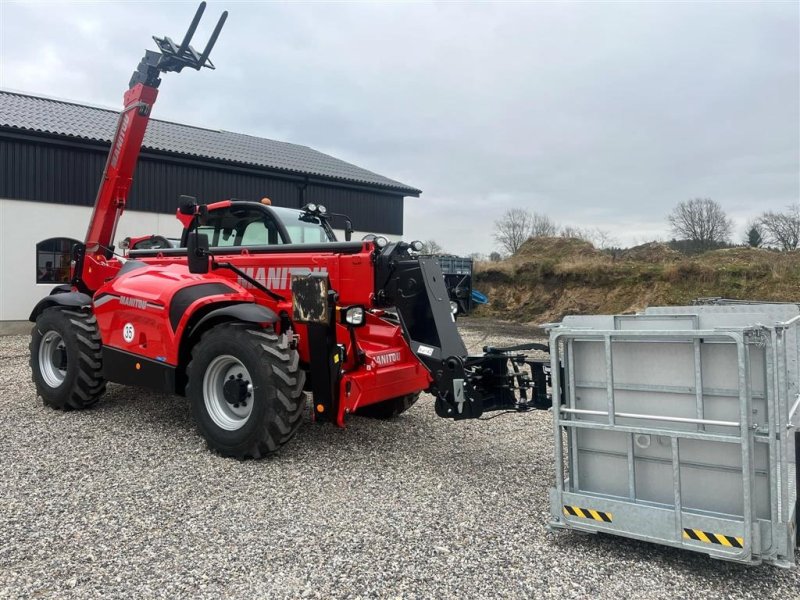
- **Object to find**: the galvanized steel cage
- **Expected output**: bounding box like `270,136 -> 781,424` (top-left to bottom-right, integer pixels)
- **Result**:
547,304 -> 799,567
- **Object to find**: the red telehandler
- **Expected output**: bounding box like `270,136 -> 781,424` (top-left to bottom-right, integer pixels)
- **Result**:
28,3 -> 552,458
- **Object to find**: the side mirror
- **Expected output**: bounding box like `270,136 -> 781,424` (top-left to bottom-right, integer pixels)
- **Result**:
178,195 -> 198,215
187,231 -> 210,274
345,218 -> 354,241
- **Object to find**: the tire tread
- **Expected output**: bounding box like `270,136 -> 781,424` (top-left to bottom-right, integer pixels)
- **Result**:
186,323 -> 305,458
30,308 -> 106,410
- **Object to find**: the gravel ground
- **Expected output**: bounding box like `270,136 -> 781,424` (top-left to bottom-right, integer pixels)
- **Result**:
1,319 -> 799,599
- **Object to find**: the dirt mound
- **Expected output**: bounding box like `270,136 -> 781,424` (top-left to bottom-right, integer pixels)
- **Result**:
473,243 -> 800,325
514,237 -> 599,262
619,242 -> 681,263
700,246 -> 786,266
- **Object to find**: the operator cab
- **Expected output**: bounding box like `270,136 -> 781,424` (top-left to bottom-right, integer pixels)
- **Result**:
179,201 -> 341,248
123,199 -> 358,260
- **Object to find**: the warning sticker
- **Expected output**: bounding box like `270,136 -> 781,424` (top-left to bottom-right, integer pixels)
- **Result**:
563,505 -> 613,523
683,528 -> 743,549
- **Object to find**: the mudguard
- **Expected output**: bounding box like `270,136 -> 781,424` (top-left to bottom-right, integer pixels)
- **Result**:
190,303 -> 278,333
29,288 -> 92,322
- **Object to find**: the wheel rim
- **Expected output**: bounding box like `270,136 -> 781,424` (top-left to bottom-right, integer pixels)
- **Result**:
203,355 -> 254,431
39,330 -> 67,388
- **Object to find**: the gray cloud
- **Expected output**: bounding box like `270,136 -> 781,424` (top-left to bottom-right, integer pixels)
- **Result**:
1,1 -> 797,254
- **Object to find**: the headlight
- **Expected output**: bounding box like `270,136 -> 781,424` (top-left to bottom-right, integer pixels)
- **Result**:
342,306 -> 366,326
410,240 -> 424,252
450,301 -> 458,315
374,236 -> 388,249
317,205 -> 327,215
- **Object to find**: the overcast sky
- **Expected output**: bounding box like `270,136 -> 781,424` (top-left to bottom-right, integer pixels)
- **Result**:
1,1 -> 798,255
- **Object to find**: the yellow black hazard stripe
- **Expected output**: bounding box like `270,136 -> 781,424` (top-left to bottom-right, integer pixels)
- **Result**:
562,505 -> 612,523
683,528 -> 743,549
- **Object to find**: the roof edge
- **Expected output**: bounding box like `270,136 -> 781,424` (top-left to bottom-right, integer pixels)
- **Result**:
0,88 -> 422,196
0,125 -> 423,196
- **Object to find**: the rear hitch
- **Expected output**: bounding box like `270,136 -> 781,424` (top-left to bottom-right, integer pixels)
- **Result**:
433,347 -> 557,420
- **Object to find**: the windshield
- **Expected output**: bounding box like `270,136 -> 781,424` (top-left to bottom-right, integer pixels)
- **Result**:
195,205 -> 284,247
186,203 -> 335,248
271,206 -> 335,244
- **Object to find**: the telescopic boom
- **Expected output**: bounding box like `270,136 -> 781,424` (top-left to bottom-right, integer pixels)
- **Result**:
76,2 -> 227,293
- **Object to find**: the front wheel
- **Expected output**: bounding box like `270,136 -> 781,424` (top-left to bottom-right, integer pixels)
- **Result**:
355,392 -> 420,419
187,323 -> 306,458
29,308 -> 106,410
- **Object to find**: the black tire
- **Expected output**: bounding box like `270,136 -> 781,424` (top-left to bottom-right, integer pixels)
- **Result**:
187,323 -> 306,458
355,392 -> 420,419
29,307 -> 106,410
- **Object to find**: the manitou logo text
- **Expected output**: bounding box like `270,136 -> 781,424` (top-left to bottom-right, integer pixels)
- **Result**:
373,351 -> 401,367
119,296 -> 148,309
110,113 -> 130,168
237,266 -> 328,291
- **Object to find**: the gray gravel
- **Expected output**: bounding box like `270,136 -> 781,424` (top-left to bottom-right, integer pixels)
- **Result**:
1,319 -> 798,599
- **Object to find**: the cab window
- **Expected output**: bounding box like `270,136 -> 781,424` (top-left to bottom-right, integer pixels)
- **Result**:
196,206 -> 283,247
283,221 -> 330,244
270,207 -> 334,244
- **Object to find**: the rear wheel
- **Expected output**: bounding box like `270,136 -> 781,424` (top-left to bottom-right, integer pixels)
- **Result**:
187,323 -> 306,458
29,308 -> 106,410
355,392 -> 420,419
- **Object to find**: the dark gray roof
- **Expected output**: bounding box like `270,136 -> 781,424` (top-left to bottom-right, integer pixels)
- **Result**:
0,90 -> 420,195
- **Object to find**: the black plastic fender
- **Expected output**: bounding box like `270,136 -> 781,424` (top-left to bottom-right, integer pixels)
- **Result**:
174,302 -> 280,396
29,289 -> 92,322
191,303 -> 278,333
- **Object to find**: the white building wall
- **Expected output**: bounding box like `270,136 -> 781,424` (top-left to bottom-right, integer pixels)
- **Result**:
0,199 -> 182,321
0,198 -> 397,322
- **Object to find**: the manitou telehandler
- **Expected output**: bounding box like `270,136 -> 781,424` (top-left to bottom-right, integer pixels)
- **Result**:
28,3 -> 550,458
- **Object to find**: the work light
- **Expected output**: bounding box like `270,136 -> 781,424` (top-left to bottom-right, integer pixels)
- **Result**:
341,306 -> 366,327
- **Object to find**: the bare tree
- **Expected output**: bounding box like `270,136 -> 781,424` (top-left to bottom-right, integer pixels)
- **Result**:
489,251 -> 502,262
667,198 -> 732,249
530,213 -> 559,238
558,226 -> 616,248
591,228 -> 617,250
560,225 -> 591,241
421,239 -> 444,255
758,205 -> 800,251
493,208 -> 534,255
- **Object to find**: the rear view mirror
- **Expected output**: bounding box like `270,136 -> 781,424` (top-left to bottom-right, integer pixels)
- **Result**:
187,231 -> 210,274
178,195 -> 198,215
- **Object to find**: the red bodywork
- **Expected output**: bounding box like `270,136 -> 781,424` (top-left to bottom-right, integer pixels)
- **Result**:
92,244 -> 432,426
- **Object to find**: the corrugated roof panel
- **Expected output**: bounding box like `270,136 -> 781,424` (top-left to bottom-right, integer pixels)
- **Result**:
0,90 -> 421,196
